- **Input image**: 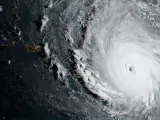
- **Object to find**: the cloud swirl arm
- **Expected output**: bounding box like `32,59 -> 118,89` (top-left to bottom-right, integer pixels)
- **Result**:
68,0 -> 160,116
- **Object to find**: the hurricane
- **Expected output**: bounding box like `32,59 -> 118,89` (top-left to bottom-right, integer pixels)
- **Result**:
3,0 -> 160,120
64,0 -> 160,118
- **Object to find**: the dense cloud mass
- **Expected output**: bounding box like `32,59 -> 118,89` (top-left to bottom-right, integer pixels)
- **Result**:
64,0 -> 160,119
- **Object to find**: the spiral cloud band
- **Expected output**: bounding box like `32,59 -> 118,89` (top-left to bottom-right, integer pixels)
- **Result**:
68,0 -> 160,116
82,0 -> 159,101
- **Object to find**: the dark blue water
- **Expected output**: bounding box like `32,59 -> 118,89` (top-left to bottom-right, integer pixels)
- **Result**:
0,0 -> 79,120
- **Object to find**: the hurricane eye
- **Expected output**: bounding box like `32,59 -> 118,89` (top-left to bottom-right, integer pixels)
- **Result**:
125,63 -> 135,73
129,66 -> 133,72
